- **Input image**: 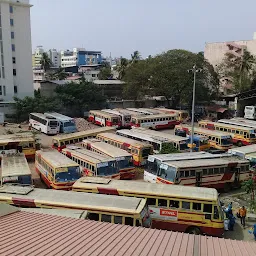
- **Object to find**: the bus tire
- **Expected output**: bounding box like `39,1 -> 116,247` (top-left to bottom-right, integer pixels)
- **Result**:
186,227 -> 201,235
237,141 -> 243,147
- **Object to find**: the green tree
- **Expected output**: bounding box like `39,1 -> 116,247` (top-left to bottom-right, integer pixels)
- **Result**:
116,57 -> 129,80
98,66 -> 112,80
242,178 -> 256,200
130,50 -> 141,65
47,68 -> 68,80
40,52 -> 53,71
159,143 -> 179,154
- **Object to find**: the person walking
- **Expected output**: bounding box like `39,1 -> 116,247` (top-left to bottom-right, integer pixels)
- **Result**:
239,206 -> 247,228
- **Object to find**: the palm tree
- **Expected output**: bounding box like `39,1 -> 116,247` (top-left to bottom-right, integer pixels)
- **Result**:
130,50 -> 141,65
117,57 -> 129,79
40,52 -> 53,71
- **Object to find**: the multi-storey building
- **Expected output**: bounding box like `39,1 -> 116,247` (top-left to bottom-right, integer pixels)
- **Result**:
0,0 -> 33,102
61,48 -> 102,68
32,45 -> 44,68
48,48 -> 60,68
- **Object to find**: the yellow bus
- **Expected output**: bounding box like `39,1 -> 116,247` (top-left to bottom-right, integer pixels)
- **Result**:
73,177 -> 224,237
82,138 -> 135,179
175,125 -> 233,151
52,127 -> 116,151
96,132 -> 153,166
0,132 -> 36,160
62,146 -> 120,179
0,184 -> 151,228
35,150 -> 81,190
155,108 -> 189,122
198,120 -> 256,146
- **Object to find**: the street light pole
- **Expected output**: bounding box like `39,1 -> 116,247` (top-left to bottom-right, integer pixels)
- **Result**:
188,65 -> 202,152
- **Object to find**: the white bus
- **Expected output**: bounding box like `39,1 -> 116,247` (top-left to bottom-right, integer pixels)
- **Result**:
101,109 -> 131,128
244,106 -> 256,120
116,128 -> 188,153
29,113 -> 60,135
145,152 -> 231,183
228,144 -> 256,158
127,108 -> 159,115
231,118 -> 256,127
218,119 -> 256,130
45,112 -> 77,133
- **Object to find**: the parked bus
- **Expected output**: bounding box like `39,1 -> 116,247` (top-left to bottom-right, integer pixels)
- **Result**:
228,144 -> 256,158
0,133 -> 36,160
62,146 -> 120,179
155,108 -> 189,122
131,113 -> 179,130
82,139 -> 135,179
116,128 -> 189,153
73,177 -> 224,237
88,110 -> 121,128
1,153 -> 32,185
126,108 -> 157,115
0,184 -> 151,228
133,127 -> 210,152
144,152 -> 231,183
45,112 -> 77,133
29,113 -> 60,135
218,119 -> 256,130
232,117 -> 256,126
245,153 -> 256,172
175,125 -> 233,151
244,106 -> 256,120
115,108 -> 144,117
96,132 -> 153,166
156,158 -> 250,191
35,150 -> 81,190
101,109 -> 131,128
198,120 -> 256,146
52,127 -> 115,151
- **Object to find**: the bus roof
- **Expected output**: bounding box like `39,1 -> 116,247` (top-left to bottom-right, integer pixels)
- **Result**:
232,118 -> 256,125
131,127 -> 188,142
30,113 -> 56,120
45,112 -> 74,122
36,150 -> 79,168
148,152 -> 231,162
199,120 -> 254,131
132,113 -> 177,120
73,177 -> 218,202
228,144 -> 256,155
117,129 -> 187,143
0,185 -> 145,214
89,110 -> 119,118
218,119 -> 256,128
2,154 -> 31,177
0,133 -> 35,143
97,132 -> 153,148
163,157 -> 249,168
82,139 -> 132,158
115,109 -> 143,116
52,127 -> 115,142
176,125 -> 232,137
63,146 -> 116,163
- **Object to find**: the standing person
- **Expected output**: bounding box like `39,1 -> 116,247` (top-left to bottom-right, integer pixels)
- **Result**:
239,206 -> 247,228
253,224 -> 256,241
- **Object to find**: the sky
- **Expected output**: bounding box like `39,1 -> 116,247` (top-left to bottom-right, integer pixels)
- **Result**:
30,0 -> 256,58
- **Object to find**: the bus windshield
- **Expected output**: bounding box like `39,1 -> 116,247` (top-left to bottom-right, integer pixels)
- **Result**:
250,133 -> 256,138
112,118 -> 119,124
97,161 -> 117,176
64,121 -> 75,127
118,158 -> 133,169
124,116 -> 131,122
221,137 -> 232,145
141,205 -> 151,228
55,166 -> 80,182
158,165 -> 176,182
146,160 -> 157,175
50,121 -> 58,127
142,148 -> 151,158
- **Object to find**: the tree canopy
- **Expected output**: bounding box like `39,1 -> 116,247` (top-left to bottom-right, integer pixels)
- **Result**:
40,52 -> 53,71
122,49 -> 219,107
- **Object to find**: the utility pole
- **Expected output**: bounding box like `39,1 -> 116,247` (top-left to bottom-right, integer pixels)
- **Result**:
188,65 -> 202,152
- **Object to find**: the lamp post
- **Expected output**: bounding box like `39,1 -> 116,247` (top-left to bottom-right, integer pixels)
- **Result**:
188,65 -> 202,152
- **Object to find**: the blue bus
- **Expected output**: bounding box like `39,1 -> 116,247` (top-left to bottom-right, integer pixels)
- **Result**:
45,112 -> 77,133
187,135 -> 211,152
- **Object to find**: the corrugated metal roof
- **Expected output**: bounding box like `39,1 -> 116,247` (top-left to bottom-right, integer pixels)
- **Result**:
0,206 -> 256,256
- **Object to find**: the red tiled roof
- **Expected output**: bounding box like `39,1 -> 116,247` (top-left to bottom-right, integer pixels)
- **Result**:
1,209 -> 256,256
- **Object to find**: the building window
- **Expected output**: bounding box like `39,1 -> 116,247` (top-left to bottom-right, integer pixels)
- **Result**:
11,44 -> 15,51
11,31 -> 14,39
12,57 -> 16,64
10,19 -> 14,26
14,85 -> 17,94
13,69 -> 16,76
2,67 -> 5,79
10,6 -> 13,13
3,85 -> 5,96
0,86 -> 2,95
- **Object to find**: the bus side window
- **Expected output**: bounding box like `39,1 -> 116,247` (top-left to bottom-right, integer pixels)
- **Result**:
208,168 -> 213,175
88,212 -> 99,221
125,217 -> 133,226
203,204 -> 212,213
192,202 -> 201,211
213,206 -> 219,219
147,197 -> 156,206
214,168 -> 219,174
190,170 -> 195,177
170,200 -> 179,208
158,199 -> 167,207
114,216 -> 123,224
182,201 -> 190,210
203,169 -> 208,175
101,214 -> 112,223
219,167 -> 225,173
180,171 -> 184,177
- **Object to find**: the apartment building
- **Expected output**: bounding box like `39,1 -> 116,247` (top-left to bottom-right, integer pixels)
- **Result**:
48,48 -> 60,68
61,48 -> 102,67
32,45 -> 43,68
0,0 -> 33,102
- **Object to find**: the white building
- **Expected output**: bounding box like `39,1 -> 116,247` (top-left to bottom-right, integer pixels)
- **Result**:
0,0 -> 33,102
32,45 -> 44,68
48,49 -> 60,68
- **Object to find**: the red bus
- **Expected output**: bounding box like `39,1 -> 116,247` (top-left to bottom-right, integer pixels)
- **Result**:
88,110 -> 121,128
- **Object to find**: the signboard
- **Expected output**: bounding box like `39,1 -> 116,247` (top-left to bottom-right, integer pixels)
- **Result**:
55,167 -> 68,173
149,207 -> 178,221
3,176 -> 18,183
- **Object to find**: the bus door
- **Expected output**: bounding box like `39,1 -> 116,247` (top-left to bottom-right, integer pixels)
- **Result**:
195,170 -> 202,187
